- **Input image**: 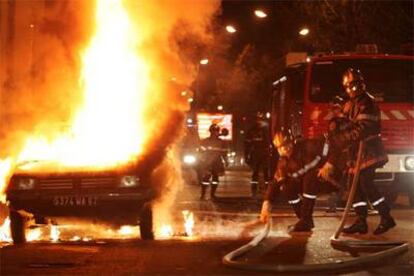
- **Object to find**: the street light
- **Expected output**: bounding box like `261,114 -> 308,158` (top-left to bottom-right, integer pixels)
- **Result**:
217,105 -> 223,111
299,27 -> 309,36
226,25 -> 237,33
200,58 -> 209,65
254,10 -> 267,18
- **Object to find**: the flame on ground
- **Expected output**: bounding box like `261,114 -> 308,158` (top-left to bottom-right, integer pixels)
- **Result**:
50,225 -> 60,242
158,225 -> 174,238
0,217 -> 12,242
182,210 -> 194,237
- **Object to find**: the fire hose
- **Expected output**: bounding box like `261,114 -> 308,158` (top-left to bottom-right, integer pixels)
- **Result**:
223,141 -> 409,273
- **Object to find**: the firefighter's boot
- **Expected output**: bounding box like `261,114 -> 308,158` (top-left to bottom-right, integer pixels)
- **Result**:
210,184 -> 218,200
200,185 -> 208,201
289,198 -> 315,232
292,201 -> 301,219
342,206 -> 368,234
373,201 -> 396,235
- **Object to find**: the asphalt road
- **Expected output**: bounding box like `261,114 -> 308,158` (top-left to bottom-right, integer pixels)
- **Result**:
1,167 -> 414,275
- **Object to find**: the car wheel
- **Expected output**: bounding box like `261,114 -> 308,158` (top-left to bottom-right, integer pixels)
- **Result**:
139,204 -> 154,240
10,210 -> 26,244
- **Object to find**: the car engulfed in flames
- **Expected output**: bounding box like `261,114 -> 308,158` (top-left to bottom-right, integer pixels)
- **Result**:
0,0 -> 210,244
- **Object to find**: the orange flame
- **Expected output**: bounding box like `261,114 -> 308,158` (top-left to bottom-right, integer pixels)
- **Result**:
0,217 -> 12,242
50,225 -> 60,242
0,159 -> 13,202
16,0 -> 150,171
182,210 -> 194,237
158,224 -> 173,238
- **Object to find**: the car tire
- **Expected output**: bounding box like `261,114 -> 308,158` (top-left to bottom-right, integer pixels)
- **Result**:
139,204 -> 154,240
10,210 -> 26,244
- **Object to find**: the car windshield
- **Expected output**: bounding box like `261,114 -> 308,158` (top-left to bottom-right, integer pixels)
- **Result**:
310,58 -> 414,103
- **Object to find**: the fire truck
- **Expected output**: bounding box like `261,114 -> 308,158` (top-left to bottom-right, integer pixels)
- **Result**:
271,52 -> 414,206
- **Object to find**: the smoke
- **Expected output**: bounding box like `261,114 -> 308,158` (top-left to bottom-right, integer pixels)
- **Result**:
0,1 -> 94,157
123,0 -> 221,233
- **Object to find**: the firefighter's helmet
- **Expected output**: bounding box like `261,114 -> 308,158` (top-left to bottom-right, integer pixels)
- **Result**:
256,111 -> 265,120
342,68 -> 366,97
209,123 -> 220,134
273,128 -> 294,157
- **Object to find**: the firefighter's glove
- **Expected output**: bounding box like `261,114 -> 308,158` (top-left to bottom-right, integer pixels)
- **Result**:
318,162 -> 334,182
260,200 -> 272,223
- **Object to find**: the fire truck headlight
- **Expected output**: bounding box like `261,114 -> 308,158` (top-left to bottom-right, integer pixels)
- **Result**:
183,154 -> 197,165
120,176 -> 139,187
404,156 -> 414,171
16,178 -> 36,190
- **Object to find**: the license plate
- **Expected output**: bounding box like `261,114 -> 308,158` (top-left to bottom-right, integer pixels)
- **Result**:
53,196 -> 97,206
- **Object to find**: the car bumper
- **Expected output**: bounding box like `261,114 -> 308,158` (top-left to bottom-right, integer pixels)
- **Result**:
6,189 -> 154,224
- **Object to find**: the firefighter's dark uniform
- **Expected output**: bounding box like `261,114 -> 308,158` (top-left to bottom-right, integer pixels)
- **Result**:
264,137 -> 331,231
331,91 -> 395,234
245,122 -> 272,196
199,131 -> 226,200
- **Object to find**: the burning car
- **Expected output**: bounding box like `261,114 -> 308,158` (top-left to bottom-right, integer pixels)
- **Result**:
5,160 -> 155,244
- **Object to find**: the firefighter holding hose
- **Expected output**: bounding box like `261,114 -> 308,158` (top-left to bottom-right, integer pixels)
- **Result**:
260,128 -> 335,232
319,68 -> 396,235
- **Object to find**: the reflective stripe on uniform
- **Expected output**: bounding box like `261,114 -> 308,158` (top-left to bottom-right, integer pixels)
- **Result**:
322,143 -> 329,157
356,114 -> 379,121
250,181 -> 259,184
212,182 -> 219,185
202,182 -> 210,186
288,198 -> 301,204
303,193 -> 317,199
372,197 -> 385,206
289,156 -> 322,179
353,201 -> 367,208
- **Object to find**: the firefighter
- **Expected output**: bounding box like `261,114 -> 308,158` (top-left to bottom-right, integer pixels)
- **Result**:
199,124 -> 227,200
244,113 -> 273,197
319,68 -> 396,235
260,128 -> 334,232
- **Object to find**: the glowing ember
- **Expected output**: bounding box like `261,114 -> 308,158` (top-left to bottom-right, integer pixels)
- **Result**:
50,225 -> 60,242
159,225 -> 173,238
118,225 -> 134,236
182,210 -> 194,237
16,0 -> 150,171
71,235 -> 81,241
0,217 -> 12,242
82,237 -> 92,242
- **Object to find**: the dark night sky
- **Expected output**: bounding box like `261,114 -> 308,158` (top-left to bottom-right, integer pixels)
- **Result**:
217,0 -> 413,58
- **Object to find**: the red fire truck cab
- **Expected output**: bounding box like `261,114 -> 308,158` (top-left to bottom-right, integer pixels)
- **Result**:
271,53 -> 414,206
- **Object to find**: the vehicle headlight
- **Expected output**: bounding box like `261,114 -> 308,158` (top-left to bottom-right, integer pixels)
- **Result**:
120,176 -> 139,187
183,154 -> 197,165
16,178 -> 36,190
404,156 -> 414,171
